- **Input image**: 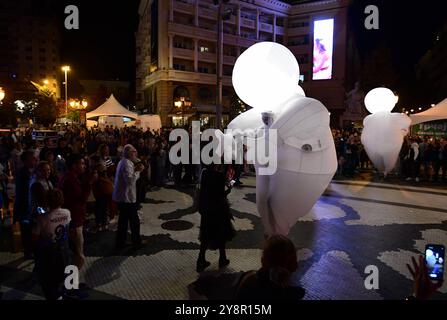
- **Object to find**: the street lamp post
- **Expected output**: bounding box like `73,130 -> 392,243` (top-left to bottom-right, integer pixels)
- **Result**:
215,0 -> 232,130
62,66 -> 71,117
216,3 -> 224,130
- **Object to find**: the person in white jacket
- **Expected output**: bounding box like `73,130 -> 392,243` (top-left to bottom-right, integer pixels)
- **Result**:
113,144 -> 146,249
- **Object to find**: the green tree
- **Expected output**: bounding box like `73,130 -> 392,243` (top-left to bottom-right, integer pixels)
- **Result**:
33,94 -> 58,126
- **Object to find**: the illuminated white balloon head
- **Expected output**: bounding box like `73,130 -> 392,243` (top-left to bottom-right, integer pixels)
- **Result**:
232,42 -> 301,111
364,87 -> 399,114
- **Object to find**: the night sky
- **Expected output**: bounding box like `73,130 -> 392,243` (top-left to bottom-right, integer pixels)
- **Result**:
59,0 -> 140,81
55,0 -> 446,105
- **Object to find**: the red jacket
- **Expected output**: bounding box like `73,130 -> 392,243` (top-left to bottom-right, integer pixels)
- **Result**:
60,171 -> 91,228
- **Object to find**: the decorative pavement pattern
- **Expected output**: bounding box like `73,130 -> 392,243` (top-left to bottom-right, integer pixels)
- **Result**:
1,174 -> 447,300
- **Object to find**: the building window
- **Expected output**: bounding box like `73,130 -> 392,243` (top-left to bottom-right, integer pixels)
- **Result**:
198,86 -> 213,102
174,64 -> 186,71
288,35 -> 309,46
288,17 -> 310,28
200,46 -> 209,53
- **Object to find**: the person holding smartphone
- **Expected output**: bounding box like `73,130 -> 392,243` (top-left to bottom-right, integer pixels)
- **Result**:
406,245 -> 445,300
196,164 -> 235,272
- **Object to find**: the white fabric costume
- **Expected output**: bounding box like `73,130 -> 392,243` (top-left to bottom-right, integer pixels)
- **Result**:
360,88 -> 411,175
228,42 -> 337,236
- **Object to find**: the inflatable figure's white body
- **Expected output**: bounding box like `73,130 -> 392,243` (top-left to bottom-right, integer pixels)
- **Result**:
361,112 -> 411,175
360,88 -> 411,175
229,42 -> 337,236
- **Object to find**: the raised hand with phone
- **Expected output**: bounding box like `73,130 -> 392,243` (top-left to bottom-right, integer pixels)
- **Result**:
406,244 -> 445,300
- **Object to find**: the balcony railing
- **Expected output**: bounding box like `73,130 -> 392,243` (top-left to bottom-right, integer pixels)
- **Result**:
260,22 -> 273,33
276,26 -> 285,35
198,51 -> 217,62
241,18 -> 255,29
223,55 -> 236,65
173,47 -> 194,60
198,7 -> 217,20
173,0 -> 194,15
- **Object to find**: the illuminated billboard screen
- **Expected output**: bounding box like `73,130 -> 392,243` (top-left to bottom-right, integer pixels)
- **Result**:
312,19 -> 334,80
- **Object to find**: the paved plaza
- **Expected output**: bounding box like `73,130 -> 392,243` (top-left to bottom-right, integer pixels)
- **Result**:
1,174 -> 447,300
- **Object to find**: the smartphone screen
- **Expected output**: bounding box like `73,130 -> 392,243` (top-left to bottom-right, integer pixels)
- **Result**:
425,244 -> 445,281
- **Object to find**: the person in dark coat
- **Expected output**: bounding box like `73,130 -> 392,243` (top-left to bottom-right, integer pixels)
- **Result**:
13,151 -> 38,258
197,164 -> 235,272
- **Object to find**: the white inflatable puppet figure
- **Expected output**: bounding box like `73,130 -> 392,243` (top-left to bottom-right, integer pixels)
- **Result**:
228,42 -> 337,236
361,88 -> 411,176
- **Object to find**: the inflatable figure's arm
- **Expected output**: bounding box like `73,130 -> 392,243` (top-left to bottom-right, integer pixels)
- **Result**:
363,114 -> 373,127
390,113 -> 411,135
271,96 -> 332,152
227,108 -> 264,133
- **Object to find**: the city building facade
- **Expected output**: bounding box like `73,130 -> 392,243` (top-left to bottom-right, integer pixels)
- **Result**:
0,0 -> 61,101
136,0 -> 350,127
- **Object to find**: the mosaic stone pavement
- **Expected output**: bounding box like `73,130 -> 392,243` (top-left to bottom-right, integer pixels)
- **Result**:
1,175 -> 447,300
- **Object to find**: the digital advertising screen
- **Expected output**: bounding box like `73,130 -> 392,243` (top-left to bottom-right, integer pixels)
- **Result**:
313,19 -> 334,80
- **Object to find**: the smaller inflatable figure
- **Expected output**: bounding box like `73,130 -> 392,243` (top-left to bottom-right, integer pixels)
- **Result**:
361,88 -> 411,176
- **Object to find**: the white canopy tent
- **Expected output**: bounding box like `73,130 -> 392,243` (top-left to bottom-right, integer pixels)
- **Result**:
127,115 -> 162,131
87,94 -> 138,120
410,98 -> 447,125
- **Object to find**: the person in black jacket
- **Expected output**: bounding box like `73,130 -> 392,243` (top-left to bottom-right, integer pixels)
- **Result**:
196,164 -> 235,272
13,151 -> 38,259
236,235 -> 305,300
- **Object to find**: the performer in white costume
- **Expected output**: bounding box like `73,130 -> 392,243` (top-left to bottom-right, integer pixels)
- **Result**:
228,42 -> 337,236
361,88 -> 411,176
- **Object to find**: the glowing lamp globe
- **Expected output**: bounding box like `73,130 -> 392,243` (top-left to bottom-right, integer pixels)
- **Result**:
232,42 -> 300,111
364,87 -> 399,114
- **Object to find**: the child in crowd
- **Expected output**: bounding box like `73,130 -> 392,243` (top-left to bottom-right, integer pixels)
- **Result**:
32,189 -> 71,300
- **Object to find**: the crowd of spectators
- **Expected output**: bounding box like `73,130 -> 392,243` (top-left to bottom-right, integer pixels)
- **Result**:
332,128 -> 447,182
0,123 -> 445,300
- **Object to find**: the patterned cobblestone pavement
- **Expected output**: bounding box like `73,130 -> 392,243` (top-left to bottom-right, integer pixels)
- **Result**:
1,175 -> 447,300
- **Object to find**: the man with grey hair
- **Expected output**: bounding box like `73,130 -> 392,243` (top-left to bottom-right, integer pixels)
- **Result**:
113,144 -> 146,250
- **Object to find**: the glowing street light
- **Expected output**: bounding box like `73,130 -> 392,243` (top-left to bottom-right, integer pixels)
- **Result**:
81,100 -> 88,108
62,65 -> 71,117
174,101 -> 182,108
0,87 -> 5,103
431,104 -> 435,108
43,79 -> 49,86
174,97 -> 192,126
